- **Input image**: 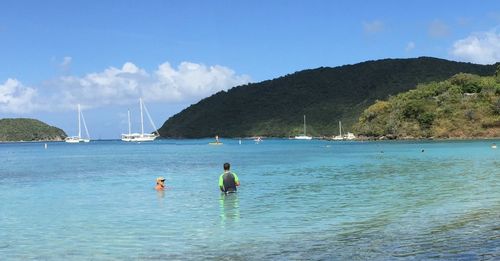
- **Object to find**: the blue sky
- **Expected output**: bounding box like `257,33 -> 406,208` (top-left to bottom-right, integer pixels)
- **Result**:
1,0 -> 500,138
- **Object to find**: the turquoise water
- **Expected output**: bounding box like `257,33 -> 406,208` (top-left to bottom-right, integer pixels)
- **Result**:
0,139 -> 499,260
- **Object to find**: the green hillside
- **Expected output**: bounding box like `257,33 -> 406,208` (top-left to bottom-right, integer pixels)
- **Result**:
158,57 -> 495,138
354,73 -> 500,139
0,118 -> 67,142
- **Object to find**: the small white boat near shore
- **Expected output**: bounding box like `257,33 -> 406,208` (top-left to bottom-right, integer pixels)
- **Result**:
332,121 -> 356,141
295,115 -> 312,140
332,121 -> 343,140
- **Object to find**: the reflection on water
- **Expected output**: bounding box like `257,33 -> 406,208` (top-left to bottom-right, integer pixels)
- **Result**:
156,189 -> 165,200
220,193 -> 240,226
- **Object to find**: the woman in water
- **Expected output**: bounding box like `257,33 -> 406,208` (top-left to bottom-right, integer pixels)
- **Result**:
155,176 -> 166,191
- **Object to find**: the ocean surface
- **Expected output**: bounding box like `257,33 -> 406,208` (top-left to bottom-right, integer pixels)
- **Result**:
0,139 -> 498,260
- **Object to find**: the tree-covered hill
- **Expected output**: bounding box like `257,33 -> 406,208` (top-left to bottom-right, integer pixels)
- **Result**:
0,118 -> 67,142
354,73 -> 500,139
158,57 -> 495,138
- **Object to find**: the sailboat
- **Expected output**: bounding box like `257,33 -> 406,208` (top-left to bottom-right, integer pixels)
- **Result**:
121,98 -> 159,142
295,115 -> 313,140
65,104 -> 90,143
333,121 -> 343,140
332,121 -> 356,140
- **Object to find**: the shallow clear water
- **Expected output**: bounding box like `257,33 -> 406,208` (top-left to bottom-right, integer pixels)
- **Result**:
0,139 -> 498,260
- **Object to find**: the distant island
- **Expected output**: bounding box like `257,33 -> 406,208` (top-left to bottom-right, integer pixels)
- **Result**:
354,72 -> 500,139
0,118 -> 67,142
158,57 -> 495,138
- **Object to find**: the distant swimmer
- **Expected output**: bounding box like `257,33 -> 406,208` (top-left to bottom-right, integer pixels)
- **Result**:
155,176 -> 166,191
219,163 -> 240,194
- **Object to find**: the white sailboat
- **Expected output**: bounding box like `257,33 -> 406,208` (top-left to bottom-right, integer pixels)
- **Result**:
65,104 -> 90,143
121,98 -> 159,142
332,121 -> 356,140
333,121 -> 343,140
295,115 -> 313,140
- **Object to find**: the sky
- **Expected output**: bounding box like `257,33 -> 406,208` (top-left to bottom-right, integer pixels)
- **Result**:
1,0 -> 500,138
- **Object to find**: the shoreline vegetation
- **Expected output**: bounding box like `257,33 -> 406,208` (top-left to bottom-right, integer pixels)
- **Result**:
1,134 -> 498,143
354,72 -> 500,140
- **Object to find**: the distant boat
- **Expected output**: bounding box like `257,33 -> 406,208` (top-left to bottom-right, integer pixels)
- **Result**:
345,132 -> 356,140
254,136 -> 262,143
121,98 -> 159,142
65,104 -> 90,143
332,121 -> 343,140
332,121 -> 356,141
295,115 -> 312,140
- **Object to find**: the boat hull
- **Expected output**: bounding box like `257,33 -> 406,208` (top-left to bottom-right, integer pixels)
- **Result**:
65,137 -> 90,143
121,133 -> 157,142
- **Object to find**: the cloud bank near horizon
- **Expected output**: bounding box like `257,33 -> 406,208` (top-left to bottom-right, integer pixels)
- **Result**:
0,61 -> 251,113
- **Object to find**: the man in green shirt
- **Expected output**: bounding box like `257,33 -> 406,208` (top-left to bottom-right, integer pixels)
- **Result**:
219,162 -> 240,194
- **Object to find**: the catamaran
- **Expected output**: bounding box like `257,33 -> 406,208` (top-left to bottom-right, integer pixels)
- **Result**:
121,98 -> 159,142
65,104 -> 90,143
295,115 -> 313,140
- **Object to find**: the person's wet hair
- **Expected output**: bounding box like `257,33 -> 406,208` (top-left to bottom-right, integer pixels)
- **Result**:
223,162 -> 230,170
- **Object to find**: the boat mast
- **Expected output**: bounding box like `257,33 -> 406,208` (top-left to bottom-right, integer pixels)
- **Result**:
78,104 -> 81,139
140,98 -> 144,136
304,115 -> 307,136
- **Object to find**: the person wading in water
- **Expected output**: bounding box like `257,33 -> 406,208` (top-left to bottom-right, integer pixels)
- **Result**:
219,163 -> 240,194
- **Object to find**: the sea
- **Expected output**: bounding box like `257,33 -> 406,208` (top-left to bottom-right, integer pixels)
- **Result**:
0,139 -> 498,260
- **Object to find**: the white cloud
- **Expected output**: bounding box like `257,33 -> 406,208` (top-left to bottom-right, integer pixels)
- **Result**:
363,20 -> 384,34
0,61 -> 251,113
451,30 -> 500,64
150,62 -> 250,102
405,41 -> 416,52
429,20 -> 450,38
0,78 -> 38,113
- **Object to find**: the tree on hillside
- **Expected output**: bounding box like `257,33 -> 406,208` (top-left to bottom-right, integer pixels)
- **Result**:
355,73 -> 500,139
